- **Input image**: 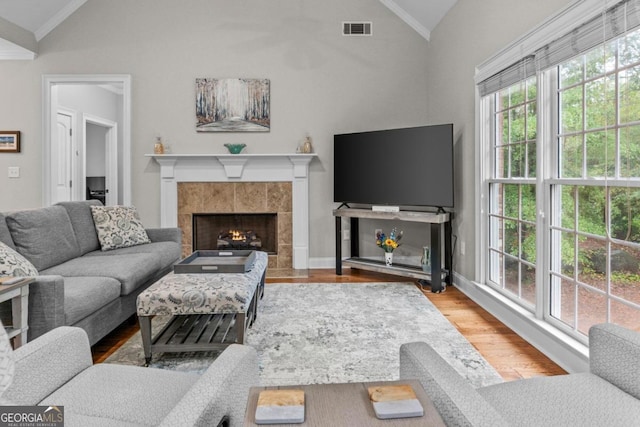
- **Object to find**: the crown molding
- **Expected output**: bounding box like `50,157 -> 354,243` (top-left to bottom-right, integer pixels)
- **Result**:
34,0 -> 87,41
379,0 -> 431,41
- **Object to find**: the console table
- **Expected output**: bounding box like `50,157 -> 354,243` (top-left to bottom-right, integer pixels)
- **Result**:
333,208 -> 452,293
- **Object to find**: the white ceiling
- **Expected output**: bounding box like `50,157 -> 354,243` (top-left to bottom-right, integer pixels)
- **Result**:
0,0 -> 456,59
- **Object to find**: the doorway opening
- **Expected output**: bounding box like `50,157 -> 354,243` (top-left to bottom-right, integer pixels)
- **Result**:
43,75 -> 131,206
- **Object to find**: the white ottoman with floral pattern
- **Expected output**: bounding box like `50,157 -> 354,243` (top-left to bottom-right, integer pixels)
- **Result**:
136,251 -> 267,364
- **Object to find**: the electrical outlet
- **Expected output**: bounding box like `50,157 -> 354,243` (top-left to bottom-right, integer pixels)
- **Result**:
343,229 -> 350,240
460,241 -> 466,256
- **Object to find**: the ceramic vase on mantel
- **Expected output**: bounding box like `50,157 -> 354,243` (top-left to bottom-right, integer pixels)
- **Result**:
385,252 -> 393,266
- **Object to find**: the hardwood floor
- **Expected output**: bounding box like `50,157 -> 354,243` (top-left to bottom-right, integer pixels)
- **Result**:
92,269 -> 567,379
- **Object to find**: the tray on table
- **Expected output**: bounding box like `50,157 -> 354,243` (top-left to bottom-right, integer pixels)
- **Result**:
174,250 -> 257,274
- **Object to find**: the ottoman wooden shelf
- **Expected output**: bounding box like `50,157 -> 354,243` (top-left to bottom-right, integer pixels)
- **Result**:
136,251 -> 267,364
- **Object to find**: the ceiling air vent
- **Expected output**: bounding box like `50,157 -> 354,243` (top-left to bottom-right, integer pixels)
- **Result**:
342,22 -> 372,36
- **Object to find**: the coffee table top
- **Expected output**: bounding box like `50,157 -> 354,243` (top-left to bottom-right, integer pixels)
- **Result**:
243,379 -> 445,427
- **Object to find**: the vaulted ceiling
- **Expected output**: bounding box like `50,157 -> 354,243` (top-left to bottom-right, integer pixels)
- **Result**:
0,0 -> 457,59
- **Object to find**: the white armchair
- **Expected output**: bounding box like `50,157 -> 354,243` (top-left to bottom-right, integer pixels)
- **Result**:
0,323 -> 257,427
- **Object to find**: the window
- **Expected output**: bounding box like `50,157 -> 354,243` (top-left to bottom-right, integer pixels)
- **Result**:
550,31 -> 640,336
479,0 -> 640,342
487,78 -> 538,307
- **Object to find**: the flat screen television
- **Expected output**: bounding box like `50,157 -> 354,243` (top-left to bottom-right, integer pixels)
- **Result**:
334,124 -> 454,209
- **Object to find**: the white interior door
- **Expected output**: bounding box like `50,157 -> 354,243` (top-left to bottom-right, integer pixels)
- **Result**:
53,112 -> 74,203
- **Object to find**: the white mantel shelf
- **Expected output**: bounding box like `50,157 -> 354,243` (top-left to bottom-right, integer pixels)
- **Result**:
147,153 -> 318,269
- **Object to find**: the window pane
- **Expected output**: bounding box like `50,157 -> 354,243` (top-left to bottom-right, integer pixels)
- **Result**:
503,185 -> 519,218
559,185 -> 576,230
585,131 -> 615,178
561,86 -> 583,133
498,111 -> 509,145
577,236 -> 607,292
585,76 -> 615,130
585,43 -> 616,79
527,142 -> 536,178
495,147 -> 507,178
510,143 -> 525,177
619,65 -> 640,124
510,82 -> 525,106
620,125 -> 640,177
578,186 -> 606,235
560,135 -> 583,178
504,219 -> 519,257
521,222 -> 536,263
489,216 -> 503,250
510,107 -> 526,143
560,57 -> 583,88
561,231 -> 575,277
577,286 -> 607,336
610,300 -> 640,332
522,265 -> 536,305
619,29 -> 640,67
610,187 -> 640,244
489,250 -> 503,285
490,183 -> 503,215
521,184 -> 536,222
551,275 -> 576,328
505,257 -> 519,294
610,242 -> 640,307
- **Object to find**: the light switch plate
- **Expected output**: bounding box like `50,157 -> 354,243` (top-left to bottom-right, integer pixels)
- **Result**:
8,166 -> 20,178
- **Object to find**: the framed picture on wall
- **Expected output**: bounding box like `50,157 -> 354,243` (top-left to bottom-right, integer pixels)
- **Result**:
0,131 -> 20,153
195,78 -> 270,132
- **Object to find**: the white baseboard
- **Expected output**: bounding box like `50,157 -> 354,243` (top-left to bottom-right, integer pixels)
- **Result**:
452,272 -> 589,373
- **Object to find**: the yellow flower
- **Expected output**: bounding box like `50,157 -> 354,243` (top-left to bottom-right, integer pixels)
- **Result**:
385,238 -> 394,247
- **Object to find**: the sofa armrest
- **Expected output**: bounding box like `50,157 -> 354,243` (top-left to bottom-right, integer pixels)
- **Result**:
27,275 -> 65,341
400,342 -> 509,427
590,323 -> 640,400
7,326 -> 92,405
146,227 -> 182,244
159,344 -> 258,427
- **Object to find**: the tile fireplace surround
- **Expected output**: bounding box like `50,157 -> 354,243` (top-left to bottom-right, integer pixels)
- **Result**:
148,154 -> 316,269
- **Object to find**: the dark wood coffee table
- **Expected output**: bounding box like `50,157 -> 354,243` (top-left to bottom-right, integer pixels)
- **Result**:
243,379 -> 445,426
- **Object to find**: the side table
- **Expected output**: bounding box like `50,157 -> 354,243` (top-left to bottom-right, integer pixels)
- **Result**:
0,277 -> 33,348
243,379 -> 445,426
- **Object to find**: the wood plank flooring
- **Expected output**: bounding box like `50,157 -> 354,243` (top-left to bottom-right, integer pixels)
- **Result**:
92,269 -> 566,380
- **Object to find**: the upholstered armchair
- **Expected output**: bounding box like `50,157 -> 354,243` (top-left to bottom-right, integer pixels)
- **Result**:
0,323 -> 257,426
400,323 -> 640,426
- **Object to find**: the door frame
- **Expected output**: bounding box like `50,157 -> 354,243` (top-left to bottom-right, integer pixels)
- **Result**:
83,114 -> 118,205
43,74 -> 131,206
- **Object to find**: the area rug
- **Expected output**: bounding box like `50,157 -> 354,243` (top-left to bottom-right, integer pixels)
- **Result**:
104,282 -> 503,387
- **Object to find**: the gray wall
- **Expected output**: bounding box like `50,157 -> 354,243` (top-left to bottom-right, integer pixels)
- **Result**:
0,0 -> 431,262
423,0 -> 573,279
0,0 -> 577,266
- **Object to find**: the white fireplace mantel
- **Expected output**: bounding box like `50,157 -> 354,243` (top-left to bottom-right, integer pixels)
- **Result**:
147,153 -> 317,269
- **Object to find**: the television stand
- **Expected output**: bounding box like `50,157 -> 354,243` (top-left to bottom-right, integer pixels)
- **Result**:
333,208 -> 452,293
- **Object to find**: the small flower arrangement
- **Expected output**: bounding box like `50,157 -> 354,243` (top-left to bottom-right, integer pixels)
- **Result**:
376,228 -> 403,253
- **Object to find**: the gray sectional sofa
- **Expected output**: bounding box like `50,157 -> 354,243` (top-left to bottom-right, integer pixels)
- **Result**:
0,200 -> 181,345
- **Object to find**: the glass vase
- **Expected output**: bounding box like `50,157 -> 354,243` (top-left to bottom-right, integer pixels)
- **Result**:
421,246 -> 431,272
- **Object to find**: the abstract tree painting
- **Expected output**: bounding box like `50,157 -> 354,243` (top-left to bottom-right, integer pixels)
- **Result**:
196,78 -> 270,132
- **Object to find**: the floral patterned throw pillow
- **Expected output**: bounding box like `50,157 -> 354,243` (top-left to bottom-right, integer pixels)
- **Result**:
90,205 -> 151,251
0,241 -> 38,277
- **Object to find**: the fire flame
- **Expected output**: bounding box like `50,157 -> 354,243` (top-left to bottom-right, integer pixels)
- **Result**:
230,230 -> 245,241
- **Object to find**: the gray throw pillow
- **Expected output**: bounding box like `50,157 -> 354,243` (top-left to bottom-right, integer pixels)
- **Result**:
90,205 -> 151,251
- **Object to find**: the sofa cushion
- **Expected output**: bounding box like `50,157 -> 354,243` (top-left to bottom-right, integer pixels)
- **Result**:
84,241 -> 181,269
478,372 -> 640,427
63,277 -> 121,325
41,253 -> 163,296
0,214 -> 15,250
6,206 -> 81,271
90,205 -> 151,251
0,242 -> 38,277
56,201 -> 102,256
41,364 -> 198,426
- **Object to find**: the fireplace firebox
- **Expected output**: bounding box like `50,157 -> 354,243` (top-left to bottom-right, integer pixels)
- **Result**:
193,213 -> 278,254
